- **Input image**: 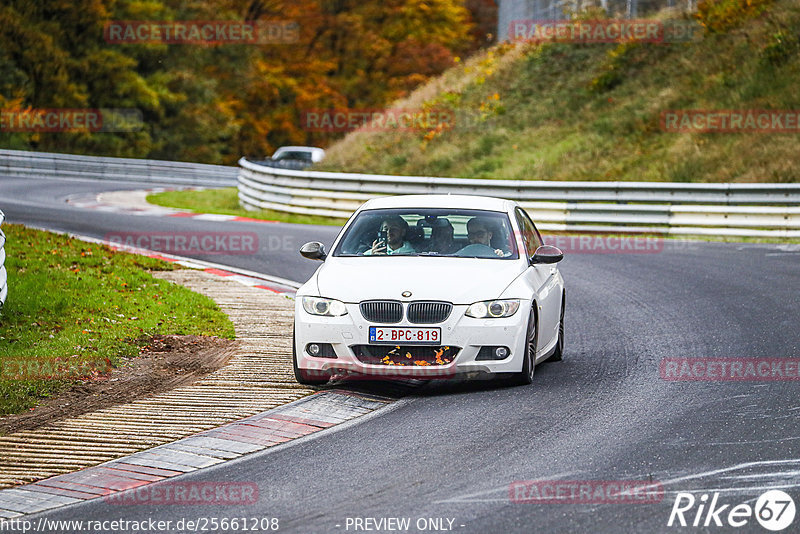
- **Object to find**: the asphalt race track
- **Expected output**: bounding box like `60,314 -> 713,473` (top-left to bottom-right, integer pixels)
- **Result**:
2,176 -> 799,533
0,176 -> 338,283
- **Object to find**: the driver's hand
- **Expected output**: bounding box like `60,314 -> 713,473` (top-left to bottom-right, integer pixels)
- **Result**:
371,239 -> 387,255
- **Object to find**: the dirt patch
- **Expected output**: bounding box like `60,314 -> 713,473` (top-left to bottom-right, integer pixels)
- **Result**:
0,335 -> 237,435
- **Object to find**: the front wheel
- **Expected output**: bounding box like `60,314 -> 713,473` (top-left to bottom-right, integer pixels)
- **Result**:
292,328 -> 330,386
511,310 -> 537,386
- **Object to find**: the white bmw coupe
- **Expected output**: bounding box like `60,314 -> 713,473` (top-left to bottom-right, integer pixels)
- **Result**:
293,194 -> 565,386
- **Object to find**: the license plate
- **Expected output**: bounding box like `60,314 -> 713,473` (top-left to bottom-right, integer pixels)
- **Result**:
369,326 -> 441,344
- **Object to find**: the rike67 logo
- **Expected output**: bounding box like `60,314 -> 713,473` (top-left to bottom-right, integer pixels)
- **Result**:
668,490 -> 795,531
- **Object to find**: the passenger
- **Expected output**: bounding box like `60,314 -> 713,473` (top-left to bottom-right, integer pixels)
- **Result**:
426,219 -> 459,255
456,217 -> 504,257
364,215 -> 416,255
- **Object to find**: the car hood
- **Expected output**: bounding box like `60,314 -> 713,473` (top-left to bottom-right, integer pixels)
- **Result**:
314,257 -> 525,304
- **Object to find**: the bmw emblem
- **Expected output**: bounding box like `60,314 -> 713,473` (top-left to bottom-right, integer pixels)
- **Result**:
402,291 -> 412,298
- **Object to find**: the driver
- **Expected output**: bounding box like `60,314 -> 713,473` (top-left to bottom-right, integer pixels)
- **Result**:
456,217 -> 504,257
364,215 -> 416,255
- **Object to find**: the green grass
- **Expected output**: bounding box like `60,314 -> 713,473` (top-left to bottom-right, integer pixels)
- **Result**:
318,0 -> 800,182
147,188 -> 348,226
0,225 -> 235,416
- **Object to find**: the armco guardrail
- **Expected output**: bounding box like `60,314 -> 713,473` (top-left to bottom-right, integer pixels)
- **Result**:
0,149 -> 237,187
238,158 -> 800,238
0,209 -> 7,310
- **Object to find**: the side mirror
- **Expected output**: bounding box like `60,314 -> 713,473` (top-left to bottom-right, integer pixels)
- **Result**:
300,241 -> 327,261
530,245 -> 563,264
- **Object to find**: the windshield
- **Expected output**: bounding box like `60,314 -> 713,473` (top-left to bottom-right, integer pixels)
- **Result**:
333,208 -> 519,259
273,150 -> 312,161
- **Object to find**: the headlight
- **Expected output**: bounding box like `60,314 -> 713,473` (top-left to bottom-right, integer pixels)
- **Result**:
302,296 -> 348,316
465,299 -> 520,318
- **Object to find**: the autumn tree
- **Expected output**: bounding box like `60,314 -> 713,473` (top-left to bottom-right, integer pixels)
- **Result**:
0,0 -> 489,163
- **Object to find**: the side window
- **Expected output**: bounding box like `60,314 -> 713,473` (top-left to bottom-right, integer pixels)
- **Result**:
521,209 -> 543,250
515,208 -> 541,258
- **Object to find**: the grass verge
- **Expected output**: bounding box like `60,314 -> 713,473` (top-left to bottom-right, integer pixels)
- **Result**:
318,0 -> 800,182
0,224 -> 235,416
147,188 -> 348,226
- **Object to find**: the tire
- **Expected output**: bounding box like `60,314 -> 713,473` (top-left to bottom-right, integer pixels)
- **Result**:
292,327 -> 330,386
511,309 -> 537,386
546,294 -> 565,363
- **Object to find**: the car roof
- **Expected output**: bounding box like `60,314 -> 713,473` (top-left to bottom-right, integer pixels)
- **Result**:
358,194 -> 516,212
273,146 -> 324,153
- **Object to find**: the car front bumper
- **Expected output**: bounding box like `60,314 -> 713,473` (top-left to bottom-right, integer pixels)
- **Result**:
294,300 -> 530,379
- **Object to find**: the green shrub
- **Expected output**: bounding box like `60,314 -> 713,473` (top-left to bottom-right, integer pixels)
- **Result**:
589,42 -> 641,93
762,31 -> 800,65
696,0 -> 773,33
